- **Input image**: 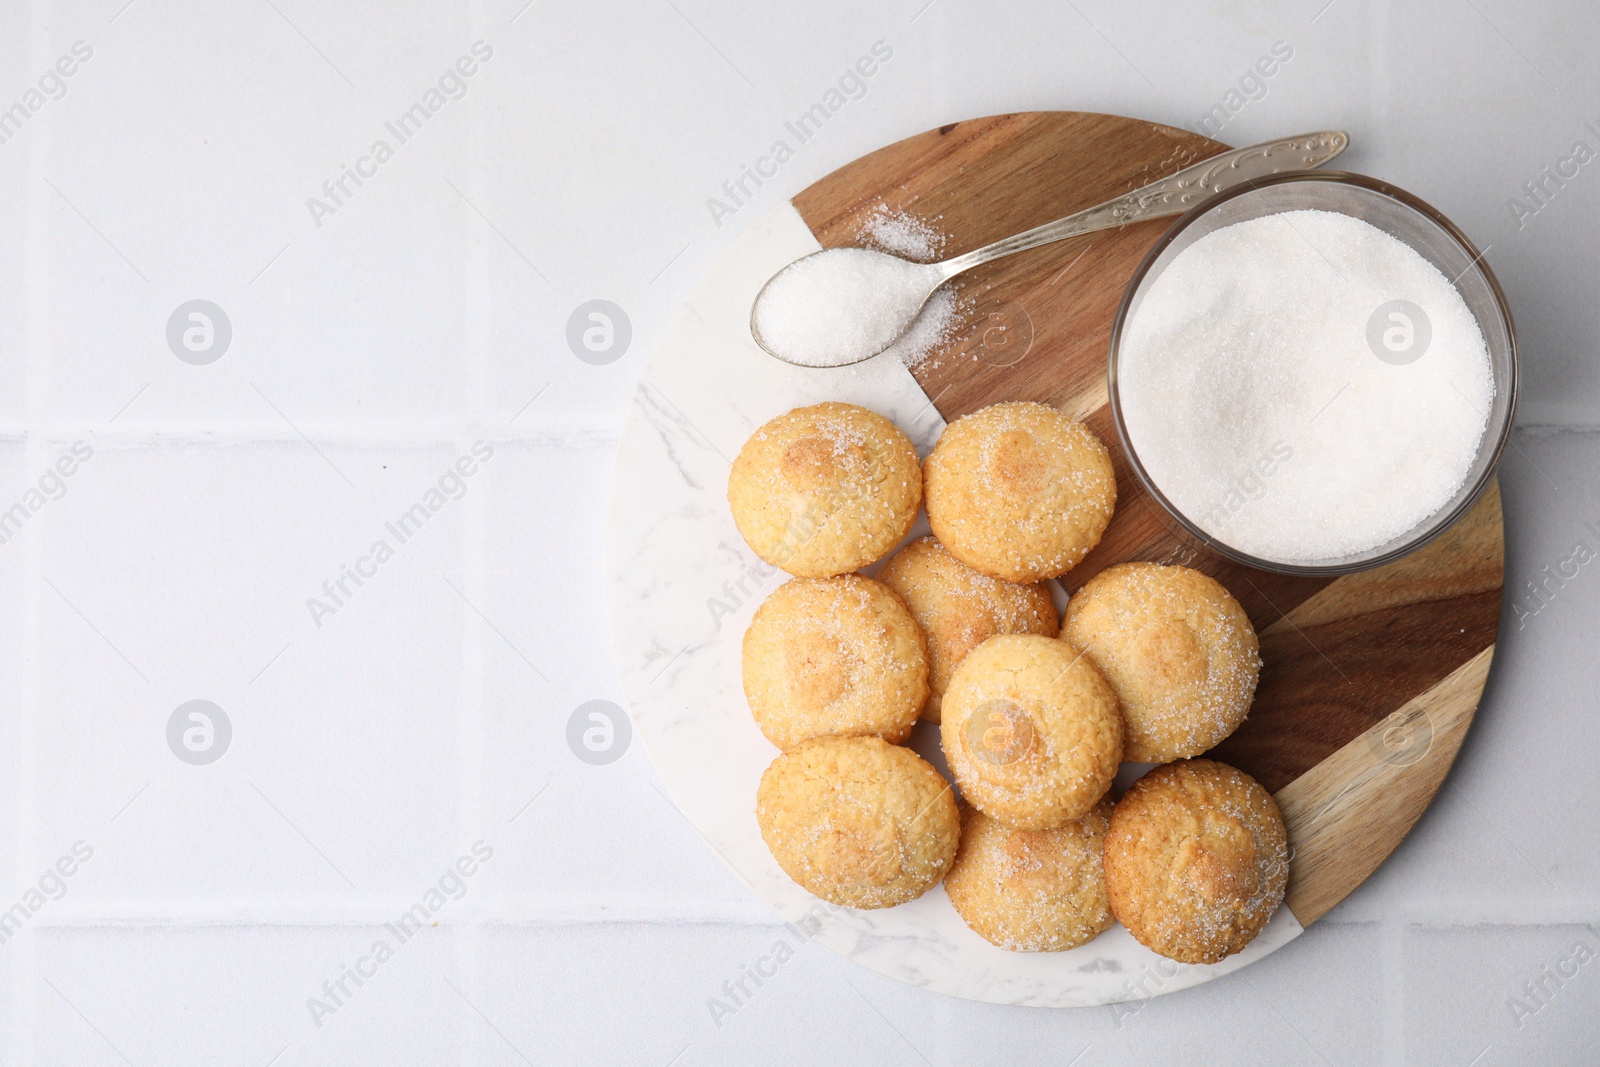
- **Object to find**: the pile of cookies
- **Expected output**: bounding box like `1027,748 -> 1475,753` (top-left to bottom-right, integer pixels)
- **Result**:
727,399 -> 1290,965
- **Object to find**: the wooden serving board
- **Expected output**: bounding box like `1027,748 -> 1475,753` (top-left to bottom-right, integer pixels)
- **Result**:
792,112 -> 1504,927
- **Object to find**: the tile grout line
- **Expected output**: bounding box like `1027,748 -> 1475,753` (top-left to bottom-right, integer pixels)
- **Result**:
16,906 -> 1600,926
12,442 -> 45,1061
0,424 -> 1597,448
0,426 -> 624,447
461,1 -> 491,1058
15,908 -> 1600,927
19,906 -> 789,926
14,0 -> 53,1056
1382,916 -> 1404,1066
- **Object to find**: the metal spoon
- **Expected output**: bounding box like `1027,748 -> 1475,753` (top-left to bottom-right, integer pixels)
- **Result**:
750,130 -> 1350,367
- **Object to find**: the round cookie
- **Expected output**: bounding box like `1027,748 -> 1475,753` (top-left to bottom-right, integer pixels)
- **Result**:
1064,562 -> 1260,762
1104,759 -> 1288,965
742,575 -> 928,750
923,401 -> 1116,583
728,402 -> 922,578
939,634 -> 1122,830
756,736 -> 960,909
878,536 -> 1059,725
944,801 -> 1115,952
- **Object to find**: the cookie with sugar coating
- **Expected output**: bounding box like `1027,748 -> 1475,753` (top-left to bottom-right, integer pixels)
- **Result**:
944,800 -> 1115,952
924,401 -> 1116,583
1103,759 -> 1288,965
940,634 -> 1122,830
742,575 -> 928,750
878,536 -> 1058,724
756,736 -> 959,909
1065,562 -> 1259,762
728,402 -> 921,578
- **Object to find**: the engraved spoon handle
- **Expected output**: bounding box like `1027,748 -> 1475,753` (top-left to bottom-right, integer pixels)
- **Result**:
935,130 -> 1350,279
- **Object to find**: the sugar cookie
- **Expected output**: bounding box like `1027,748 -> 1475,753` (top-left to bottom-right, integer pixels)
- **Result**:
944,801 -> 1114,951
1065,562 -> 1259,762
1104,759 -> 1288,964
924,401 -> 1116,583
729,402 -> 921,578
940,634 -> 1122,830
756,736 -> 959,909
742,575 -> 928,750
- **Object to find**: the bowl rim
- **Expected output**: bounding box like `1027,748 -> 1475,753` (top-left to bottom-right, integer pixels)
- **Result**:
1106,169 -> 1520,577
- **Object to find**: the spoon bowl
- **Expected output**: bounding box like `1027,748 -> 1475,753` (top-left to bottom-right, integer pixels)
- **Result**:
749,248 -> 949,369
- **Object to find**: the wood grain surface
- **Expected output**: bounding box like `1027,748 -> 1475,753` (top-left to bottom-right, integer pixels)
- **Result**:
791,111 -> 1504,927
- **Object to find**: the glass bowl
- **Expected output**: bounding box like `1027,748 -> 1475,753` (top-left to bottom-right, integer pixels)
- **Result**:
1107,171 -> 1518,577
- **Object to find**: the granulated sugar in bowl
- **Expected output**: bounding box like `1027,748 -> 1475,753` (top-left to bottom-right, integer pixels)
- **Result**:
1110,173 -> 1517,575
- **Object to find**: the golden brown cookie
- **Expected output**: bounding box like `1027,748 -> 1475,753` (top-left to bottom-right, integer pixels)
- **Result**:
756,736 -> 959,909
1064,562 -> 1260,762
728,402 -> 921,578
944,801 -> 1115,951
1103,759 -> 1288,964
939,634 -> 1122,830
923,401 -> 1116,583
878,536 -> 1059,725
742,575 -> 928,750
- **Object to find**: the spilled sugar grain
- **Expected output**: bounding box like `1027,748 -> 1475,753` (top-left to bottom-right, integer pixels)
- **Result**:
881,285 -> 960,371
860,205 -> 948,262
859,207 -> 960,369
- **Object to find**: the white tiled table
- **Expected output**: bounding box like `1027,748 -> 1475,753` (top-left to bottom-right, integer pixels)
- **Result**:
1,1 -> 1596,1063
